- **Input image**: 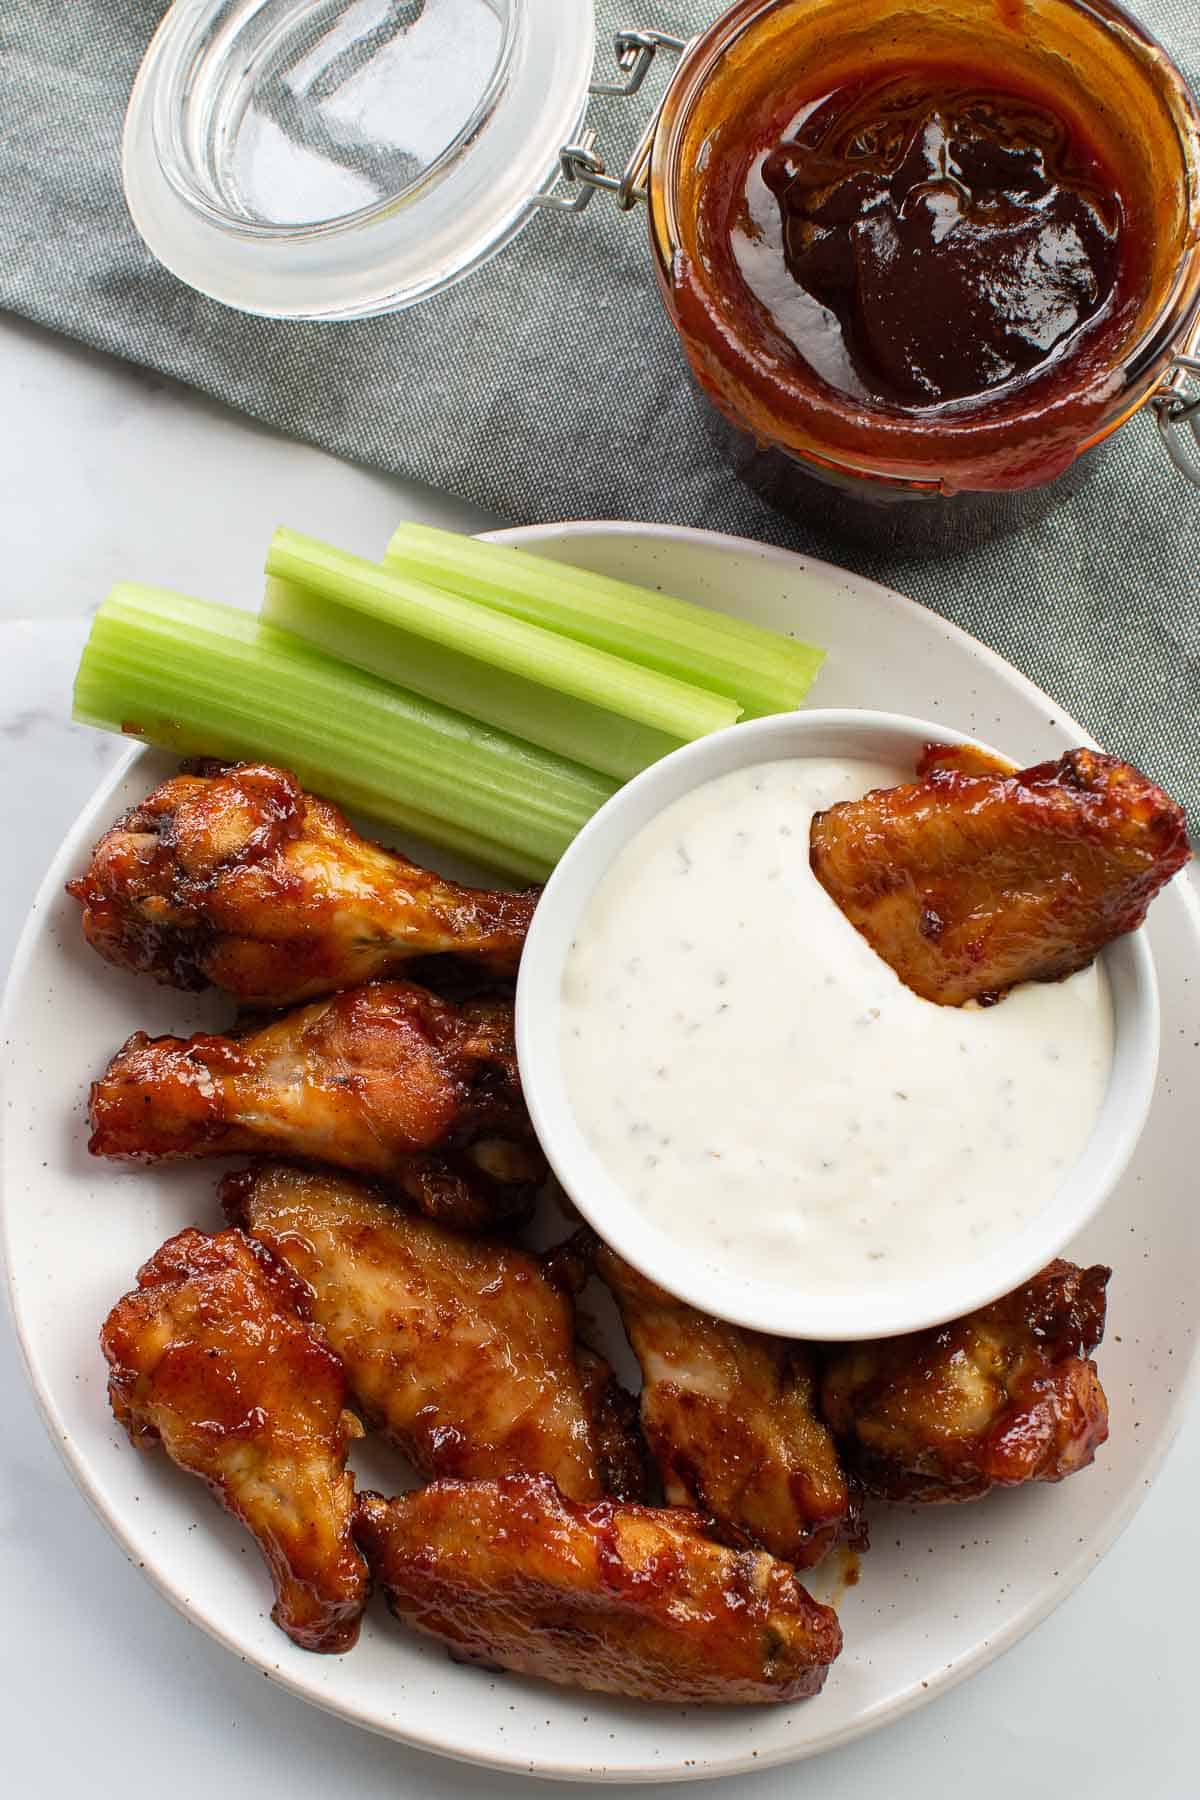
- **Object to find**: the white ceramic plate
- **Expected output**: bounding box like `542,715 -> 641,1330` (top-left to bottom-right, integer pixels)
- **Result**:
3,522 -> 1198,1785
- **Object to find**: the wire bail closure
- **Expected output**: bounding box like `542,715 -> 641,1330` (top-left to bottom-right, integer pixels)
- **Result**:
1152,347 -> 1200,487
533,29 -> 690,215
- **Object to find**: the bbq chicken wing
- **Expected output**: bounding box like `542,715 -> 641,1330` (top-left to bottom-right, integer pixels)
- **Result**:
88,980 -> 542,1229
810,747 -> 1189,1005
355,1474 -> 842,1704
592,1242 -> 851,1566
68,762 -> 537,1004
224,1162 -> 606,1501
917,743 -> 1015,780
574,1343 -> 651,1503
100,1227 -> 368,1652
820,1260 -> 1111,1503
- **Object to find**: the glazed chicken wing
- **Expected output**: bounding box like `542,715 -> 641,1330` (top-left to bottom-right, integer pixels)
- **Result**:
100,1227 -> 368,1652
68,762 -> 537,1004
810,747 -> 1189,1005
574,1343 -> 651,1503
917,743 -> 1015,780
88,980 -> 542,1229
224,1162 -> 606,1501
355,1474 -> 842,1704
820,1260 -> 1111,1502
592,1242 -> 851,1566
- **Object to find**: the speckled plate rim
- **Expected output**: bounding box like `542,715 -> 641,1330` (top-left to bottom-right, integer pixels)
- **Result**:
2,519 -> 1197,1785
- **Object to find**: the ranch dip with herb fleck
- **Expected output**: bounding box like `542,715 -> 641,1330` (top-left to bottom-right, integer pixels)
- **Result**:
559,756 -> 1113,1297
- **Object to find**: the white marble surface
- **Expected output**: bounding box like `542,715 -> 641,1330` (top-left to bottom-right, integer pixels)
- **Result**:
0,310 -> 1195,1797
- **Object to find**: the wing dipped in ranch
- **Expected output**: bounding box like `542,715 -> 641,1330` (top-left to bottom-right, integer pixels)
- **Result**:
810,746 -> 1189,1006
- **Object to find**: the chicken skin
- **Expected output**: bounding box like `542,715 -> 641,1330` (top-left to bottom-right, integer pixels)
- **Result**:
88,980 -> 543,1229
100,1227 -> 368,1652
355,1475 -> 843,1704
810,747 -> 1189,1006
224,1162 -> 607,1501
592,1242 -> 852,1567
68,762 -> 537,1004
820,1260 -> 1111,1503
917,743 -> 1015,780
574,1343 -> 651,1504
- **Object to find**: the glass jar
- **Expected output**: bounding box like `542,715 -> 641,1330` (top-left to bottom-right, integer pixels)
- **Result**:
124,0 -> 1200,544
646,0 -> 1200,547
123,0 -> 597,317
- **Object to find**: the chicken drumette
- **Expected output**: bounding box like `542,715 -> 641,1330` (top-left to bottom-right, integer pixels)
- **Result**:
355,1474 -> 842,1704
589,1241 -> 852,1566
810,746 -> 1189,1005
88,980 -> 542,1229
820,1259 -> 1111,1502
224,1162 -> 618,1501
68,761 -> 537,1004
100,1227 -> 368,1652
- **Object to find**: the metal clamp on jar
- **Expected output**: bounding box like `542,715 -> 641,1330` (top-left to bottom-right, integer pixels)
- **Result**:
123,1 -> 1200,547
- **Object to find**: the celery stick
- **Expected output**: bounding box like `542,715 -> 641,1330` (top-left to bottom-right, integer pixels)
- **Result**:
76,647 -> 552,881
384,522 -> 826,719
266,528 -> 740,742
73,585 -> 618,881
262,577 -> 684,782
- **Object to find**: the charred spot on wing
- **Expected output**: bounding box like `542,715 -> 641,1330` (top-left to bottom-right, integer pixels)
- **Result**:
918,905 -> 945,941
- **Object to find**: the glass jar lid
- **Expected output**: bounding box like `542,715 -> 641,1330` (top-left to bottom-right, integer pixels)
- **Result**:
123,0 -> 596,318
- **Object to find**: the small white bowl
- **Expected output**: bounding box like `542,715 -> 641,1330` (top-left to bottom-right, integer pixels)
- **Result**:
516,709 -> 1161,1341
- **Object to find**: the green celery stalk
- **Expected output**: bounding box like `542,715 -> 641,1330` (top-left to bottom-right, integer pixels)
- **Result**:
261,577 -> 684,782
73,585 -> 618,881
266,527 -> 740,742
384,522 -> 826,719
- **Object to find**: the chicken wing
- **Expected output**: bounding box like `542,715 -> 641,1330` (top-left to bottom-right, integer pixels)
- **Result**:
574,1343 -> 651,1503
100,1227 -> 368,1652
223,1162 -> 606,1501
592,1242 -> 852,1566
810,747 -> 1189,1005
68,761 -> 537,1003
88,980 -> 542,1228
354,1475 -> 842,1703
916,743 -> 1015,780
819,1260 -> 1111,1502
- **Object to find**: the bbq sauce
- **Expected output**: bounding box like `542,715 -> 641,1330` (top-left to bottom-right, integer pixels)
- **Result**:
736,68 -> 1126,409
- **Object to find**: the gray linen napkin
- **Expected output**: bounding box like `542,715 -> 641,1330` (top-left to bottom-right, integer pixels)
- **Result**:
1,2 -> 1196,819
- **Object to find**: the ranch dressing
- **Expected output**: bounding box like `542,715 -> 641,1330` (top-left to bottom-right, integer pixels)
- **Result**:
559,757 -> 1113,1298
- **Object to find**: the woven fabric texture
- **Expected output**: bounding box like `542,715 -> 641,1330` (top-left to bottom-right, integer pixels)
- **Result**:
1,1 -> 1196,816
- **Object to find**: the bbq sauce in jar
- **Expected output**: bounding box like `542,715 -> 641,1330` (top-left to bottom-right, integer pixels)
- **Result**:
649,0 -> 1200,546
733,66 -> 1130,414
